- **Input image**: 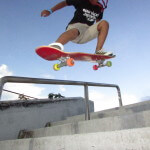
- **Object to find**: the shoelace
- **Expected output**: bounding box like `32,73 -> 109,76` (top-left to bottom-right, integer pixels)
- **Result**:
96,50 -> 106,54
96,50 -> 113,56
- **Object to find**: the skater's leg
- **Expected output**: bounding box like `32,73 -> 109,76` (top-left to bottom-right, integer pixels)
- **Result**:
96,20 -> 109,51
56,28 -> 79,45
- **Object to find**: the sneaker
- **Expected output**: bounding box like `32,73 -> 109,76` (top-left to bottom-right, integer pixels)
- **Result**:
48,42 -> 64,51
95,49 -> 113,56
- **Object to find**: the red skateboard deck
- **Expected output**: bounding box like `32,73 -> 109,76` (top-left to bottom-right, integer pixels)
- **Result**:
35,46 -> 115,71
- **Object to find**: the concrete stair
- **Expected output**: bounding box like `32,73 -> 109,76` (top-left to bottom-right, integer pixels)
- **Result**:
49,99 -> 150,126
0,127 -> 150,150
0,100 -> 150,150
18,109 -> 150,138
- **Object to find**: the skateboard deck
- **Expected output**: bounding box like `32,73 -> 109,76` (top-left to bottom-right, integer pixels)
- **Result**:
35,46 -> 115,71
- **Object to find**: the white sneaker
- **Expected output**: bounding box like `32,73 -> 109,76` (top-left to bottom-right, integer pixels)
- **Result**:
48,42 -> 64,51
96,49 -> 113,56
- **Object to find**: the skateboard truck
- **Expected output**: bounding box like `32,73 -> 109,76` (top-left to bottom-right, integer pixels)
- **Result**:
53,57 -> 75,71
53,58 -> 112,71
93,60 -> 112,70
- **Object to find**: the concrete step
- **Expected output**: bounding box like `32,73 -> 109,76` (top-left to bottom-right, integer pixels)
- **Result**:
20,109 -> 150,138
48,100 -> 150,127
0,127 -> 150,150
67,99 -> 150,120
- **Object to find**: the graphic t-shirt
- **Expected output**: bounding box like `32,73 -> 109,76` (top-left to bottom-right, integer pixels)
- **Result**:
66,0 -> 104,26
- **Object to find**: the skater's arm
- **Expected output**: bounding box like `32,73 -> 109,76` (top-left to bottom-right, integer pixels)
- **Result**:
51,1 -> 68,13
41,1 -> 68,17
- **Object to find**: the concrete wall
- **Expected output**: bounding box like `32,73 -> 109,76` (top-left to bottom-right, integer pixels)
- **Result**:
0,97 -> 94,141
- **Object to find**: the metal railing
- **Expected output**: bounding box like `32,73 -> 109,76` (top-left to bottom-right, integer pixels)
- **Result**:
0,76 -> 123,120
3,89 -> 39,100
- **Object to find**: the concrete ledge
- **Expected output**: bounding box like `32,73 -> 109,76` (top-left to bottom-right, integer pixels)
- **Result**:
0,97 -> 92,110
0,97 -> 94,141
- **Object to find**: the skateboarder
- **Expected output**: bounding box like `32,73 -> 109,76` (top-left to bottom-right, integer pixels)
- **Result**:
41,0 -> 113,56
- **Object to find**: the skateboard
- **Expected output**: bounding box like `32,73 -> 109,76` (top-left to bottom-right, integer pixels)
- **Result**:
35,46 -> 115,71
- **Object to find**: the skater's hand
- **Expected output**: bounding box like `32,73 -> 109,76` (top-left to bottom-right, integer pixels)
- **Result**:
41,10 -> 51,17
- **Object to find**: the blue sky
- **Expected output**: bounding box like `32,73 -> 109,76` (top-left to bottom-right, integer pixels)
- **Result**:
0,0 -> 150,111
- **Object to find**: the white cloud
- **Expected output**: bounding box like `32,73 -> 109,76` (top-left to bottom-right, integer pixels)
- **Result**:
122,93 -> 139,105
0,64 -> 45,101
0,64 -> 13,78
2,83 -> 45,100
89,90 -> 118,111
89,90 -> 140,111
58,85 -> 66,92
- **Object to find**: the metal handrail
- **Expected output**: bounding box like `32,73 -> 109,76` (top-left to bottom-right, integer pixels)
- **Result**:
0,76 -> 123,120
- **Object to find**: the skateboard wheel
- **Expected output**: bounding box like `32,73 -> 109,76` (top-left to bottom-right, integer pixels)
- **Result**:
53,64 -> 60,71
66,58 -> 75,66
106,61 -> 112,67
93,65 -> 98,70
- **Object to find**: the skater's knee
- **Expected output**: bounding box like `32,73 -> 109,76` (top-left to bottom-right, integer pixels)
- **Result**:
100,20 -> 109,27
97,20 -> 109,31
67,29 -> 80,39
